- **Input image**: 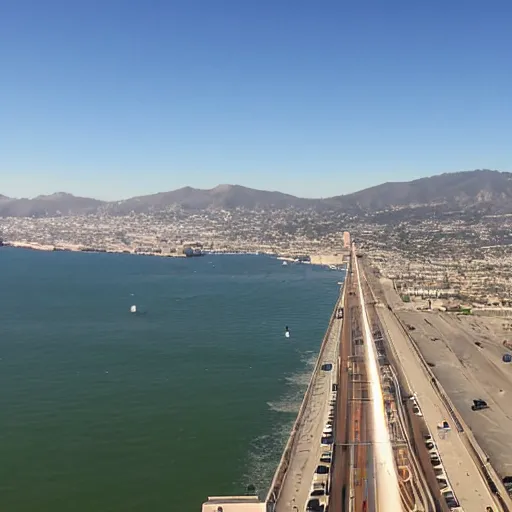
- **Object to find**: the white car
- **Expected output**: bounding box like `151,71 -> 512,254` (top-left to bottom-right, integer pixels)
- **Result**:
313,471 -> 329,486
323,425 -> 333,435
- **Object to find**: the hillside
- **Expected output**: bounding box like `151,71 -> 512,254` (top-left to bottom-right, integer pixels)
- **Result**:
334,169 -> 512,211
1,170 -> 512,217
0,192 -> 105,217
105,184 -> 318,214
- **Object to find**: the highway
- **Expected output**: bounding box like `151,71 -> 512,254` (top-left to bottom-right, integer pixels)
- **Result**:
205,245 -> 507,512
329,279 -> 352,512
329,267 -> 375,512
354,251 -> 403,512
271,248 -> 435,512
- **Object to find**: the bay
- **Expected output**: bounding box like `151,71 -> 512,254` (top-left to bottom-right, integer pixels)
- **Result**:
0,248 -> 342,511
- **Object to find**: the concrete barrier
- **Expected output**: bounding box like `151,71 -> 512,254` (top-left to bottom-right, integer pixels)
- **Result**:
265,279 -> 347,509
472,308 -> 512,318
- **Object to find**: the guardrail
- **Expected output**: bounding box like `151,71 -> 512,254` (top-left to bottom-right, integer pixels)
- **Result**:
265,275 -> 347,511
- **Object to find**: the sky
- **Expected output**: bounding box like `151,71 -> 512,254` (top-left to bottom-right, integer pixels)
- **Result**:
1,0 -> 511,200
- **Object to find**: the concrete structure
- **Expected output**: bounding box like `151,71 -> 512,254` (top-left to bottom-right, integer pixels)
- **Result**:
202,496 -> 266,512
343,231 -> 351,248
309,252 -> 347,266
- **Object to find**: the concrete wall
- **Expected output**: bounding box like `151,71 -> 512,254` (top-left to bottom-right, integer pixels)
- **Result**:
202,497 -> 266,512
472,308 -> 512,318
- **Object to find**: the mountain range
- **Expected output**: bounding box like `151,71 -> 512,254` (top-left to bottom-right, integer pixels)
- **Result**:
1,169 -> 512,217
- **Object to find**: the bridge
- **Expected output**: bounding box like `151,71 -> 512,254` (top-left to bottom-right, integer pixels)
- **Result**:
202,243 -> 509,512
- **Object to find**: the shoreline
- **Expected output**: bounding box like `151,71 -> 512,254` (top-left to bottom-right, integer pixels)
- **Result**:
1,241 -> 348,269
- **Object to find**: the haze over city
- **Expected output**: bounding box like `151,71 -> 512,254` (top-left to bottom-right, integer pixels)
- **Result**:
2,0 -> 511,200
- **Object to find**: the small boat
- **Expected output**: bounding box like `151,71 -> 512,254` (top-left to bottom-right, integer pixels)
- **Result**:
329,265 -> 337,270
130,305 -> 137,314
285,326 -> 290,338
282,261 -> 288,266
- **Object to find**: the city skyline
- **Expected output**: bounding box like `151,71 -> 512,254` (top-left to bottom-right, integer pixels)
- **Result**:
2,1 -> 511,200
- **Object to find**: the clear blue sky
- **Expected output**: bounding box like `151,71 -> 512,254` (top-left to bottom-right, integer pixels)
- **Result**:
1,0 -> 511,200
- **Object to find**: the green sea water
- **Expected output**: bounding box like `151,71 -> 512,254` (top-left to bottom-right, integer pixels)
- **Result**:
0,248 -> 342,511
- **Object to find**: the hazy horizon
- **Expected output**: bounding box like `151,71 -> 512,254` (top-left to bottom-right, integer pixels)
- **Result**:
0,168 -> 508,203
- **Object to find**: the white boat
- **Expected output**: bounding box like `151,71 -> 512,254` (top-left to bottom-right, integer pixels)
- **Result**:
130,305 -> 137,313
329,265 -> 337,270
282,261 -> 288,266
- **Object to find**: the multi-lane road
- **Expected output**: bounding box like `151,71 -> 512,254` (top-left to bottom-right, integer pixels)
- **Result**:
330,267 -> 373,512
266,247 -> 507,512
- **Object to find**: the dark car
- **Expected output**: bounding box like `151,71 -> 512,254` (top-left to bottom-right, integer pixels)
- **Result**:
321,363 -> 333,371
315,465 -> 330,474
306,498 -> 325,512
471,399 -> 489,411
321,436 -> 333,445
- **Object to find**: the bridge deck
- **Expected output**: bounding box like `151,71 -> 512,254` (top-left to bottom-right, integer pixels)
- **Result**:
274,314 -> 342,511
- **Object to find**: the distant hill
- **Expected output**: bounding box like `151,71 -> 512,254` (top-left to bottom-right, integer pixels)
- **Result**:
333,170 -> 512,212
2,170 -> 512,217
106,184 -> 319,214
0,192 -> 105,217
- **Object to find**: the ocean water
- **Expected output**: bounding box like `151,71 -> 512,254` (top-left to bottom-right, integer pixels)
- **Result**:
0,248 -> 342,511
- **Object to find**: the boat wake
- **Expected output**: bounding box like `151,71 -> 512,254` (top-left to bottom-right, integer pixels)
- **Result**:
267,352 -> 316,412
242,349 -> 318,497
241,423 -> 292,500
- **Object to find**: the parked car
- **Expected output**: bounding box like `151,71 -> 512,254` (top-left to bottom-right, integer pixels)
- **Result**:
320,452 -> 332,464
306,498 -> 325,512
315,465 -> 330,475
321,435 -> 333,445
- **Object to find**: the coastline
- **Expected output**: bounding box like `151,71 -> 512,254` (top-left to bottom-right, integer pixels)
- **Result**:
1,241 -> 349,269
